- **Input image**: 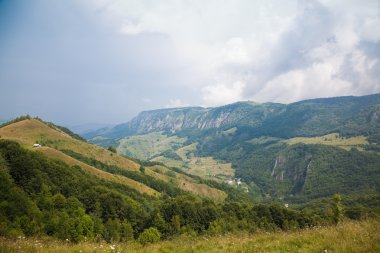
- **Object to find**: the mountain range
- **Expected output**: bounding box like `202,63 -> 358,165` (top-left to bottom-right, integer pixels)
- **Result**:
86,93 -> 380,202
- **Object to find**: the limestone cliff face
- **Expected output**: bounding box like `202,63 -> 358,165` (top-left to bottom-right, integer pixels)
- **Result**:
125,102 -> 282,134
85,93 -> 380,140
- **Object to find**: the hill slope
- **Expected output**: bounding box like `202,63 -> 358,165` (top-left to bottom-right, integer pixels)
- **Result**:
0,118 -> 228,200
0,137 -> 325,243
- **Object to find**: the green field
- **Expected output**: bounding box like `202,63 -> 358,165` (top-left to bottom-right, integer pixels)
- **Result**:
116,132 -> 235,181
152,143 -> 234,181
285,133 -> 368,151
1,219 -> 379,253
117,132 -> 186,160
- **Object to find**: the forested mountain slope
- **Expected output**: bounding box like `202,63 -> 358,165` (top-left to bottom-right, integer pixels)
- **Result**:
87,94 -> 380,202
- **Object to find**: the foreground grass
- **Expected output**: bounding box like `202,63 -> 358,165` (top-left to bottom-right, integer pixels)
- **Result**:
1,219 -> 379,253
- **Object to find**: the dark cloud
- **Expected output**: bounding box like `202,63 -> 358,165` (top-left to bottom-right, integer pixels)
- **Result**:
0,0 -> 197,125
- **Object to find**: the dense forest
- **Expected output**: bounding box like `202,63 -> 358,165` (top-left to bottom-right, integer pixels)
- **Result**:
1,139 -> 372,244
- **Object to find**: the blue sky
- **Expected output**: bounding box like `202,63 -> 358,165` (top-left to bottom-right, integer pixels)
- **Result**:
1,0 -> 379,125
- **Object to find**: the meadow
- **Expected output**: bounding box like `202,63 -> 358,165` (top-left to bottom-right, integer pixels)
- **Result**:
285,133 -> 368,151
1,219 -> 379,253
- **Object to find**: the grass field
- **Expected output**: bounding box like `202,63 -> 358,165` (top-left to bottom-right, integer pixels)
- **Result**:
0,119 -> 161,195
285,133 -> 368,151
115,132 -> 234,182
0,119 -> 140,171
117,132 -> 186,160
152,143 -> 235,181
145,165 -> 227,201
1,219 -> 379,253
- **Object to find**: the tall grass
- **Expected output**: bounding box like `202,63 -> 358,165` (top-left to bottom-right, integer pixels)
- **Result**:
1,219 -> 379,253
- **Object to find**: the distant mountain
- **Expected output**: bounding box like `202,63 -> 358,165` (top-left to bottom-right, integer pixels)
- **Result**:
88,94 -> 380,139
87,94 -> 380,202
67,123 -> 115,135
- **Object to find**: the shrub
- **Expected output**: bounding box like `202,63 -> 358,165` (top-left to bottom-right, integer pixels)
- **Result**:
137,227 -> 161,244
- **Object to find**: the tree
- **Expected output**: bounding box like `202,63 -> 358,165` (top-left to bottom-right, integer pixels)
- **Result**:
52,193 -> 66,209
104,218 -> 121,242
152,213 -> 168,236
333,194 -> 343,224
171,215 -> 181,235
137,227 -> 161,244
120,221 -> 134,242
108,146 -> 117,153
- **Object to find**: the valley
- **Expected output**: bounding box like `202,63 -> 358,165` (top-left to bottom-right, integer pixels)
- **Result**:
0,94 -> 379,249
88,94 -> 380,202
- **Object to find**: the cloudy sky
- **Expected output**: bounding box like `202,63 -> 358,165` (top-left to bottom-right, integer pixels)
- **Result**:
1,0 -> 380,126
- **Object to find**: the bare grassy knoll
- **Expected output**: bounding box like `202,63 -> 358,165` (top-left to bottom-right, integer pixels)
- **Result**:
0,119 -> 160,195
0,119 -> 140,170
1,219 -> 379,253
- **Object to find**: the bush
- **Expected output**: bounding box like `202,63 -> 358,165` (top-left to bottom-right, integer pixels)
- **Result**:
137,227 -> 161,244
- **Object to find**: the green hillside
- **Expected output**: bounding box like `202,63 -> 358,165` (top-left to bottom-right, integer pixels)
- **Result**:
0,117 -> 228,200
0,138 -> 334,243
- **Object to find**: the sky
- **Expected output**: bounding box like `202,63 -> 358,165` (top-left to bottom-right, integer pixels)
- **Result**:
0,0 -> 380,126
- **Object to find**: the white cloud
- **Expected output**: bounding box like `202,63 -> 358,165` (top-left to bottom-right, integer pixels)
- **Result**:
80,0 -> 380,108
246,0 -> 380,103
218,37 -> 251,65
141,97 -> 151,103
360,17 -> 380,42
165,99 -> 189,108
202,81 -> 245,107
253,60 -> 353,103
120,20 -> 144,35
85,0 -> 298,99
